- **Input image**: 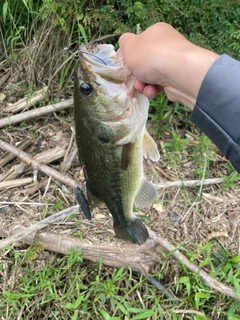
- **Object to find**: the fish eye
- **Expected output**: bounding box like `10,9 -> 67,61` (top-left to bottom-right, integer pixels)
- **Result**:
80,83 -> 92,96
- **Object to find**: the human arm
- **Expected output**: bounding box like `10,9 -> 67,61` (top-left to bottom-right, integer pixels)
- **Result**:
119,23 -> 240,173
191,55 -> 240,173
118,22 -> 219,110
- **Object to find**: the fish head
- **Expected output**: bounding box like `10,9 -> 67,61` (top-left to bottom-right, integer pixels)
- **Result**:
74,44 -> 149,142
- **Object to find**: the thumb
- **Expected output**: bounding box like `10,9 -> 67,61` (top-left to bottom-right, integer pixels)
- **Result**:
119,33 -> 137,54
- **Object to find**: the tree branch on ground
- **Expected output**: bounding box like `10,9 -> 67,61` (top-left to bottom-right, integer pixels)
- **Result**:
0,206 -> 238,300
0,139 -> 84,190
0,99 -> 73,128
5,87 -> 48,113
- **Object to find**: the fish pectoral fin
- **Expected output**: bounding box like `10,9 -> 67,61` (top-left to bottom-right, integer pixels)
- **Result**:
143,131 -> 160,162
114,218 -> 149,245
121,142 -> 135,170
134,178 -> 158,209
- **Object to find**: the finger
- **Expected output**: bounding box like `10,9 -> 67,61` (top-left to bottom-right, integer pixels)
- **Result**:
134,79 -> 146,92
143,85 -> 164,99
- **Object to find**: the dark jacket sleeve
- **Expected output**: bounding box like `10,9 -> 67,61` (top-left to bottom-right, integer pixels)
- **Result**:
191,54 -> 240,173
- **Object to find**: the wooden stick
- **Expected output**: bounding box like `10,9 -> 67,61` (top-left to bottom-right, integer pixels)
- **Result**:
155,166 -> 175,181
3,146 -> 67,182
0,99 -> 73,128
0,205 -> 79,249
154,178 -> 224,189
0,139 -> 84,190
0,139 -> 32,167
5,87 -> 48,113
0,206 -> 161,275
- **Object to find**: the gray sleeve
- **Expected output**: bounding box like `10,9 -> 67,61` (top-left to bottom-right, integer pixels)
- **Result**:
191,54 -> 240,173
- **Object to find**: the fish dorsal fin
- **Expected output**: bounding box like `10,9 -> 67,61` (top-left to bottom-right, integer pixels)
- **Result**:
143,131 -> 160,162
134,178 -> 158,209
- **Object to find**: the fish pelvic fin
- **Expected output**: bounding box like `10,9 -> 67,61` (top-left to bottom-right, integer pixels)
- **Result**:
114,218 -> 149,245
74,187 -> 91,220
134,178 -> 158,209
143,130 -> 160,162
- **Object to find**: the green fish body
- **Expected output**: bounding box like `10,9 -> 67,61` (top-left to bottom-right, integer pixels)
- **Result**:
74,44 -> 160,245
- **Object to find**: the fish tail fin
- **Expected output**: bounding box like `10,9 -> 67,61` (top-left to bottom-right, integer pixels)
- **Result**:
114,218 -> 149,245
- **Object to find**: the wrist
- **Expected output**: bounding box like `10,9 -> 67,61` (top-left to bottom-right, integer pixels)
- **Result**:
180,47 -> 219,109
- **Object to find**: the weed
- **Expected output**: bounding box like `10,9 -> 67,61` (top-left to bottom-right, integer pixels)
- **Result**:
189,134 -> 215,178
53,199 -> 63,211
222,163 -> 240,190
149,95 -> 191,139
162,128 -> 190,166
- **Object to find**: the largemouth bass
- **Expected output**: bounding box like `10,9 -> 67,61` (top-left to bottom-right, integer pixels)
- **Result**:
74,44 -> 160,245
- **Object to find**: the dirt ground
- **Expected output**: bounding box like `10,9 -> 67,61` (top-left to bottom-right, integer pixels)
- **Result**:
1,89 -> 240,320
1,104 -> 240,255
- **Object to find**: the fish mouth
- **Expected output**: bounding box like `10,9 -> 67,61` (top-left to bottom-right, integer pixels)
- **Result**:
79,44 -> 131,83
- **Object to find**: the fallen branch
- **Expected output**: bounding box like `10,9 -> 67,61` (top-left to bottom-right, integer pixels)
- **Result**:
147,228 -> 240,301
5,87 -> 48,113
154,178 -> 224,189
0,205 -> 79,249
2,146 -> 67,182
0,99 -> 73,128
0,206 -> 238,300
0,139 -> 83,190
0,139 -> 32,167
0,206 -> 162,275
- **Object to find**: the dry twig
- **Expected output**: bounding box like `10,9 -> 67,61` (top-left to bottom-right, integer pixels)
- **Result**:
5,87 -> 48,113
0,178 -> 33,191
0,99 -> 73,128
154,178 -> 224,189
0,139 -> 32,168
0,139 -> 83,190
2,146 -> 67,182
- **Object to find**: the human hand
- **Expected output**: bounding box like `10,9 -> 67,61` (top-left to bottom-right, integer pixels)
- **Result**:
119,23 -> 219,110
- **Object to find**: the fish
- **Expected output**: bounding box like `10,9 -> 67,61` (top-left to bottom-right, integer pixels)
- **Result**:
73,43 -> 160,245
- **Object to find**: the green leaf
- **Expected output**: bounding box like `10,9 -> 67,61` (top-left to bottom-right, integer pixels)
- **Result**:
131,310 -> 154,319
2,1 -> 8,24
229,255 -> 240,264
65,296 -> 83,309
78,23 -> 88,44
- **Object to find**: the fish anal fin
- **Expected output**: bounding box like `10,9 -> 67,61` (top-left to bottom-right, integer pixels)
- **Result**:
134,178 -> 158,209
114,218 -> 149,245
143,131 -> 160,162
121,142 -> 135,170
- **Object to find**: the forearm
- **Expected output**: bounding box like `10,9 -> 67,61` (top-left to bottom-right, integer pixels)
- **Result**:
191,54 -> 240,173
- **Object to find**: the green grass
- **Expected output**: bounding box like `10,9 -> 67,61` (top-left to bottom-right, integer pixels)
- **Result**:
1,242 -> 240,320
